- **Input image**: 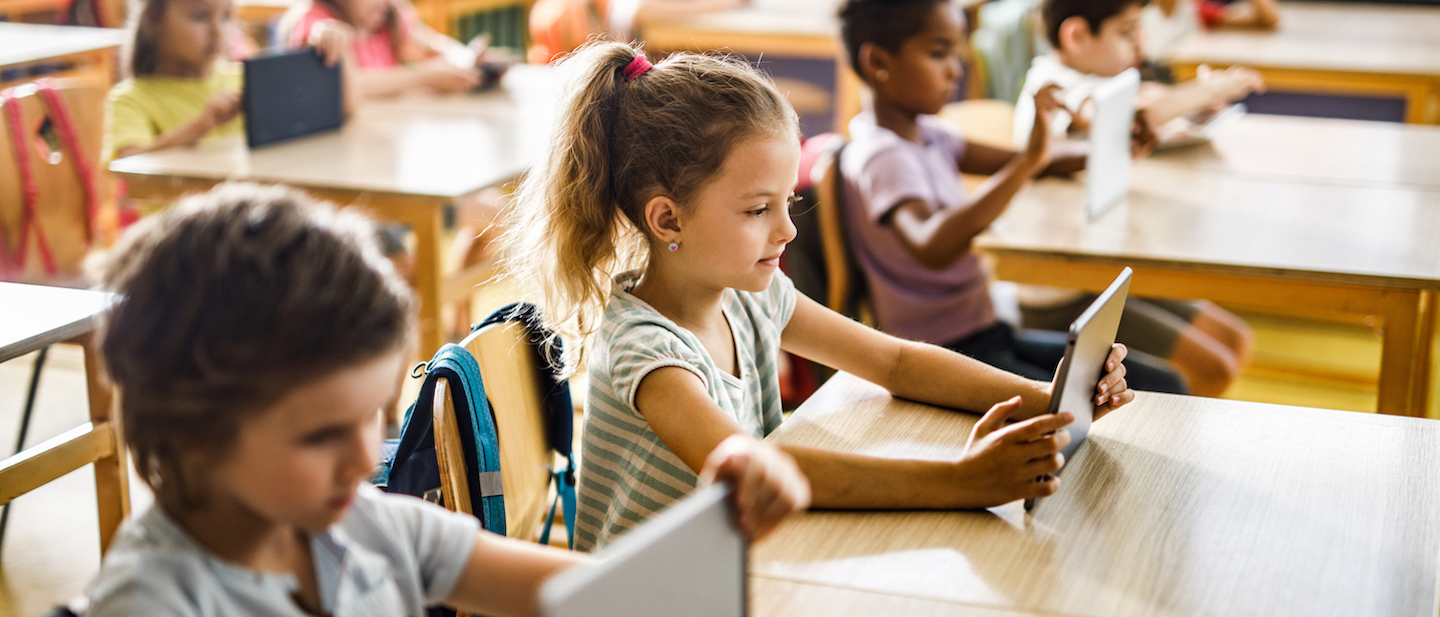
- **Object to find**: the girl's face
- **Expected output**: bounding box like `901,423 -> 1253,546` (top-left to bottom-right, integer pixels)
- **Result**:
154,0 -> 233,73
674,131 -> 800,294
873,2 -> 965,116
200,349 -> 404,533
335,0 -> 390,34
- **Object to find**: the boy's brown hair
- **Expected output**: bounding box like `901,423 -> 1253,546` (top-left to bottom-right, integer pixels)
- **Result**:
93,183 -> 414,512
1041,0 -> 1149,49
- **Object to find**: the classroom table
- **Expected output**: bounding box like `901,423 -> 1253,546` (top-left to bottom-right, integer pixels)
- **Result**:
973,163 -> 1440,417
749,371 -> 1440,616
0,23 -> 126,89
1146,112 -> 1440,190
0,283 -> 128,553
108,65 -> 558,358
638,0 -> 864,134
1167,2 -> 1440,125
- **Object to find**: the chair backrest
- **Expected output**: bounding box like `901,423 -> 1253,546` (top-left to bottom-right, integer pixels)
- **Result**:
434,320 -> 555,543
0,79 -> 106,285
811,143 -> 869,319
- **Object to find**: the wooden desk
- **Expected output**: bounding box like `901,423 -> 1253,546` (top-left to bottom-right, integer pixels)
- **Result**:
108,66 -> 557,357
1167,2 -> 1440,125
0,283 -> 128,553
1147,113 -> 1440,190
975,166 -> 1440,417
639,1 -> 865,134
0,23 -> 125,89
750,372 -> 1440,616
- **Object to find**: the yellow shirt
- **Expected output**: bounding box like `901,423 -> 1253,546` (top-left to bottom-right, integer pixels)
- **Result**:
105,62 -> 245,161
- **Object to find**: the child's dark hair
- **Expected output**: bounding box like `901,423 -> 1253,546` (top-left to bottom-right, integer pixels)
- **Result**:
1041,0 -> 1149,48
93,183 -> 414,512
838,0 -> 949,77
500,41 -> 798,375
124,0 -> 173,76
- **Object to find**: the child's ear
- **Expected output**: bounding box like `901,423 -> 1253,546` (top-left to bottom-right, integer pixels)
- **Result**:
1058,16 -> 1094,51
643,195 -> 683,243
857,42 -> 892,85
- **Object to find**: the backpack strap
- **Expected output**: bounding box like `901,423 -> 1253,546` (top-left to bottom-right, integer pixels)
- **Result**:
1,87 -> 58,277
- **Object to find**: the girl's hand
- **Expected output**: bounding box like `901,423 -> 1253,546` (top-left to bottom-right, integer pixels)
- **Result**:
308,19 -> 355,66
180,90 -> 241,145
699,434 -> 811,542
953,397 -> 1074,506
418,58 -> 482,93
1021,84 -> 1067,173
1093,343 -> 1135,420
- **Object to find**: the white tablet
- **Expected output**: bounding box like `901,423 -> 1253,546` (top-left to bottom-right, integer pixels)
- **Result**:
1024,267 -> 1132,511
1084,68 -> 1140,218
1155,103 -> 1246,150
540,484 -> 746,617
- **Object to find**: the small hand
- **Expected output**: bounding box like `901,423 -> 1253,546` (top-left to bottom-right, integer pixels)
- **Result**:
1093,343 -> 1135,420
955,397 -> 1074,506
420,58 -> 482,93
1131,108 -> 1158,157
1023,84 -> 1069,172
1198,64 -> 1265,103
307,19 -> 355,67
700,434 -> 811,541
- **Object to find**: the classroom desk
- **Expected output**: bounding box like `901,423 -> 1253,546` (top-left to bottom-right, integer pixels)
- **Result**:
108,66 -> 557,358
638,1 -> 864,134
1167,2 -> 1440,125
973,165 -> 1440,417
1147,113 -> 1440,190
749,372 -> 1440,616
0,283 -> 128,553
0,23 -> 125,89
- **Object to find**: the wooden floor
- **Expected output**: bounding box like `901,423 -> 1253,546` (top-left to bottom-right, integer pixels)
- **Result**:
0,296 -> 1411,616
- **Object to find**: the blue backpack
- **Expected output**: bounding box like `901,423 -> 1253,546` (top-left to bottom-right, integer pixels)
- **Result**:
377,303 -> 577,548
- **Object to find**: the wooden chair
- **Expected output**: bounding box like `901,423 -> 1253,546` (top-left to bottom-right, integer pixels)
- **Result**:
432,320 -> 557,544
810,142 -> 870,321
0,78 -> 109,286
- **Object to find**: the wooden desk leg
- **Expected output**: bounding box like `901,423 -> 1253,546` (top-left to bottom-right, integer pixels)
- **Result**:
1377,291 -> 1428,417
79,333 -> 129,554
408,203 -> 447,358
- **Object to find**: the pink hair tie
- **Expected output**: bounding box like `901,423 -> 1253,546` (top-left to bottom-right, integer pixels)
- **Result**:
623,54 -> 653,81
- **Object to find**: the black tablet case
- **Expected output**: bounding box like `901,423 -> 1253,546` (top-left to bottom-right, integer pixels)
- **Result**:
242,49 -> 343,148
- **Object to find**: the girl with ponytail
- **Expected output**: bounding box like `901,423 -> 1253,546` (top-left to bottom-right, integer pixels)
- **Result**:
502,41 -> 1137,552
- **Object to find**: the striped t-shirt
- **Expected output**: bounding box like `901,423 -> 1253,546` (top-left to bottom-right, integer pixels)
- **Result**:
574,270 -> 797,551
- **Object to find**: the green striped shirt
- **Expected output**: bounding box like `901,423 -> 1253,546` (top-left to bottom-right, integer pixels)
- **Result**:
574,271 -> 796,551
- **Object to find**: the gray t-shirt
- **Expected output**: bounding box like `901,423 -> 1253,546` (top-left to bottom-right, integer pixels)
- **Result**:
87,484 -> 480,617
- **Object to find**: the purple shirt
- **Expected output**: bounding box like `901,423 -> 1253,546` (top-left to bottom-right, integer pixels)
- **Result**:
840,112 -> 995,345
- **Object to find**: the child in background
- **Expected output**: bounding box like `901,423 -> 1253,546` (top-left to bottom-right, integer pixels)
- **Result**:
502,41 -> 1138,552
1142,0 -> 1280,62
105,0 -> 357,161
836,0 -> 1185,392
1010,0 -> 1254,396
286,0 -> 494,97
84,183 -> 808,616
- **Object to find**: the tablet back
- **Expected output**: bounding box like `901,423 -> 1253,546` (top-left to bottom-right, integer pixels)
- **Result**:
1084,68 -> 1140,218
540,484 -> 746,617
242,49 -> 343,148
1049,267 -> 1131,466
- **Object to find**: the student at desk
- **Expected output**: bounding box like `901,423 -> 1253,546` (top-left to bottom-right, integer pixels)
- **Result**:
105,0 -> 357,161
1011,0 -> 1256,396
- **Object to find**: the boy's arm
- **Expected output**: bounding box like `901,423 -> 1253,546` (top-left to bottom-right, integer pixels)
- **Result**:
1138,66 -> 1263,126
446,533 -> 585,617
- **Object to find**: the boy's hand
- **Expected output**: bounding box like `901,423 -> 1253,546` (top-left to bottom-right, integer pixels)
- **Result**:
1198,64 -> 1265,104
308,19 -> 355,67
1093,343 -> 1135,420
418,58 -> 483,93
1021,84 -> 1068,173
952,397 -> 1073,506
1131,109 -> 1158,157
700,434 -> 811,542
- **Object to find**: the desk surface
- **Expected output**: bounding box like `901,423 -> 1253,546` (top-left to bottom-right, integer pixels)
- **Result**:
108,66 -> 557,199
0,23 -> 127,68
1148,113 -> 1440,190
981,165 -> 1440,290
0,283 -> 111,362
1168,2 -> 1440,76
754,372 -> 1440,617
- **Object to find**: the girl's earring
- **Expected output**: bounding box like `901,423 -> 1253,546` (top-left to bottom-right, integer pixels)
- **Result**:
667,242 -> 680,252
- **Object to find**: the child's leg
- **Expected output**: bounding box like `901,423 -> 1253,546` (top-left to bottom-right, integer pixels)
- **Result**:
1011,327 -> 1189,395
1188,301 -> 1254,365
1124,299 -> 1244,397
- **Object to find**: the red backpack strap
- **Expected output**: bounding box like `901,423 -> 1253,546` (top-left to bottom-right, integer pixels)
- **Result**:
1,88 -> 59,277
35,78 -> 98,248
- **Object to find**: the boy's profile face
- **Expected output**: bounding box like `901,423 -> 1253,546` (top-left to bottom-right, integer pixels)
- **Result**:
199,348 -> 406,533
872,2 -> 966,116
1061,4 -> 1144,77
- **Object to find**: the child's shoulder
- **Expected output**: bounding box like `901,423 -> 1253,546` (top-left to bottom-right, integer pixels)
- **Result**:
842,113 -> 963,178
86,507 -> 223,616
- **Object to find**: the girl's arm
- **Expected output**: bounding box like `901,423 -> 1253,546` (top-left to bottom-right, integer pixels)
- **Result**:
888,86 -> 1065,270
446,532 -> 583,617
112,91 -> 241,159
